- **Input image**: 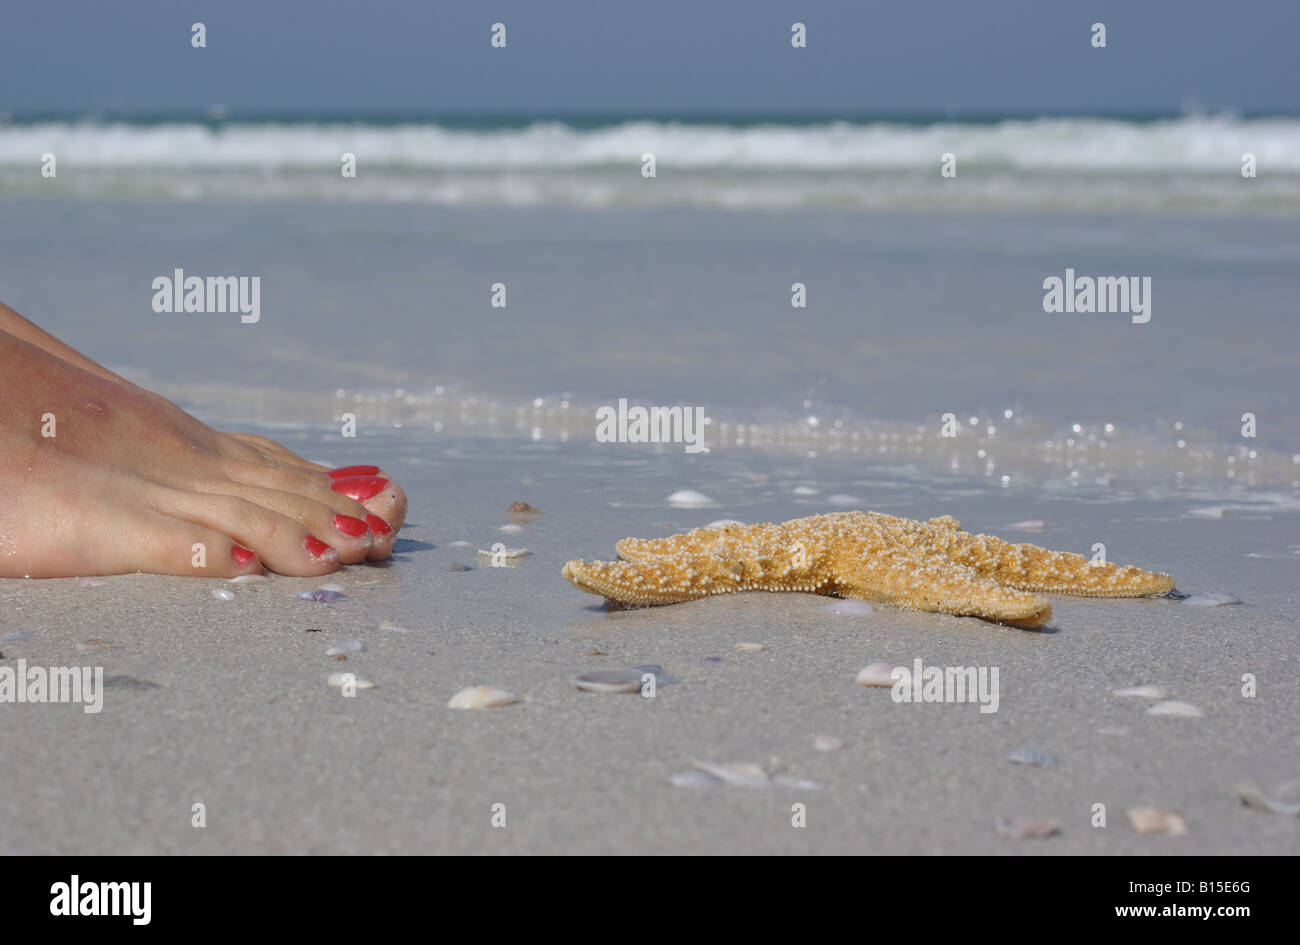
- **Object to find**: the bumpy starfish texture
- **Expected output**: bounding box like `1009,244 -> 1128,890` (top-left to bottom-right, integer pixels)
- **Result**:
561,511 -> 1174,629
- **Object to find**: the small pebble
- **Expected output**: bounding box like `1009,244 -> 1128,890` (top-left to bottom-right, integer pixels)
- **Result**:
326,672 -> 374,690
304,628 -> 324,633
826,600 -> 874,616
1181,592 -> 1242,607
298,589 -> 347,602
855,662 -> 905,687
1127,807 -> 1188,835
1147,701 -> 1204,718
995,816 -> 1062,840
1006,747 -> 1057,768
325,640 -> 364,656
667,489 -> 715,508
211,589 -> 236,601
1113,685 -> 1167,699
733,642 -> 766,653
571,669 -> 644,694
229,574 -> 268,585
813,735 -> 842,751
447,685 -> 519,709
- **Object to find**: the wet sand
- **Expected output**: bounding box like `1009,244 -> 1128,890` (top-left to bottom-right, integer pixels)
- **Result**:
1,432 -> 1296,854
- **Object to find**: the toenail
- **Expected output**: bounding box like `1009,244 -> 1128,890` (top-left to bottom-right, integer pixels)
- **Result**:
333,513 -> 369,538
231,545 -> 256,566
304,536 -> 338,560
365,514 -> 392,536
328,465 -> 380,479
330,476 -> 388,501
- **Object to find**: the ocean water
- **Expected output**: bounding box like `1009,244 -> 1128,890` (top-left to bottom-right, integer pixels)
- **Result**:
2,115 -> 1298,499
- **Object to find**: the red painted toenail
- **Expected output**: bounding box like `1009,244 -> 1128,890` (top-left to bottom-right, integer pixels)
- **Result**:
304,536 -> 336,559
365,514 -> 392,536
330,476 -> 388,501
328,465 -> 380,479
231,545 -> 256,566
333,513 -> 369,538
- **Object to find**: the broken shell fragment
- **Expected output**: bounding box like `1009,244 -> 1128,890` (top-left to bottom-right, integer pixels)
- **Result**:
1113,685 -> 1167,699
447,685 -> 519,709
733,642 -> 766,653
570,668 -> 644,694
855,662 -> 905,687
995,816 -> 1063,839
1147,701 -> 1204,718
1127,807 -> 1188,835
1233,783 -> 1300,817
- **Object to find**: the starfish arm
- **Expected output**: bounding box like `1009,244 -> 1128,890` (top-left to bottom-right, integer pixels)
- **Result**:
615,522 -> 785,561
930,528 -> 1175,597
832,548 -> 1054,629
564,542 -> 834,606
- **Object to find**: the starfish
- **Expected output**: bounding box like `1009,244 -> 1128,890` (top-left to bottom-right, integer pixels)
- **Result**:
561,511 -> 1174,629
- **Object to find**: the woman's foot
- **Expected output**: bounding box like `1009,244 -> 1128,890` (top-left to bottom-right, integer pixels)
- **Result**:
0,304 -> 406,579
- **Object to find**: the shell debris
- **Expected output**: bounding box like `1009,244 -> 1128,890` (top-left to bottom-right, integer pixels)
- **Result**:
447,685 -> 519,709
995,816 -> 1063,839
856,662 -> 905,688
570,669 -> 644,694
1147,701 -> 1204,718
1127,807 -> 1188,835
1113,685 -> 1167,699
210,589 -> 235,601
733,642 -> 766,653
667,489 -> 716,508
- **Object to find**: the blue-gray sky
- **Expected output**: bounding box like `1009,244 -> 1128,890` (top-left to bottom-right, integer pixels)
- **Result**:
2,0 -> 1296,115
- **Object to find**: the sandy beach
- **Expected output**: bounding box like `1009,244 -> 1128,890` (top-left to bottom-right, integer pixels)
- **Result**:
2,429 -> 1296,854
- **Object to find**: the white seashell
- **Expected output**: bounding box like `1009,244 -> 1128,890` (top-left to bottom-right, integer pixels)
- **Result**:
210,589 -> 236,601
229,574 -> 268,584
379,620 -> 411,633
691,760 -> 770,788
813,735 -> 842,752
326,672 -> 374,690
667,489 -> 716,508
733,642 -> 766,653
995,816 -> 1062,840
498,523 -> 524,534
670,770 -> 719,788
705,519 -> 745,529
1181,592 -> 1242,607
1113,685 -> 1167,699
793,486 -> 819,496
1147,701 -> 1204,718
1008,520 -> 1046,530
570,669 -> 644,694
1234,783 -> 1300,817
325,640 -> 364,656
826,494 -> 862,506
856,662 -> 905,687
447,685 -> 519,709
1127,807 -> 1188,835
826,600 -> 874,616
317,582 -> 345,593
1006,747 -> 1057,768
772,774 -> 826,790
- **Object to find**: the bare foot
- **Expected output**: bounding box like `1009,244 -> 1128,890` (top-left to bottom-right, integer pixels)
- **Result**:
0,303 -> 406,578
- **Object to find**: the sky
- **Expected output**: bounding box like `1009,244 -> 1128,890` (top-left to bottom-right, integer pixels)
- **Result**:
1,0 -> 1297,116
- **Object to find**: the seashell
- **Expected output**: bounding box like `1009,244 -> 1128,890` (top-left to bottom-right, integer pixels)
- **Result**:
856,662 -> 905,687
326,672 -> 374,690
325,640 -> 364,656
705,519 -> 745,529
498,523 -> 524,534
826,494 -> 862,506
1234,783 -> 1300,817
813,735 -> 842,752
792,486 -> 819,496
317,582 -> 345,593
1008,520 -> 1046,530
447,685 -> 519,709
210,589 -> 235,601
1127,807 -> 1188,835
995,816 -> 1062,840
1113,685 -> 1167,699
1147,701 -> 1204,718
79,578 -> 108,587
379,620 -> 411,633
733,642 -> 766,653
667,489 -> 716,508
229,574 -> 268,584
670,770 -> 719,788
1181,592 -> 1241,607
772,774 -> 826,790
298,589 -> 346,602
570,668 -> 645,694
476,546 -> 531,559
826,599 -> 874,616
1006,747 -> 1057,768
691,760 -> 770,788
